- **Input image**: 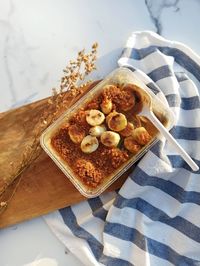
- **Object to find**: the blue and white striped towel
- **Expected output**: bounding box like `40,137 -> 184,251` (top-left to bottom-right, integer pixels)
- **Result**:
44,31 -> 200,266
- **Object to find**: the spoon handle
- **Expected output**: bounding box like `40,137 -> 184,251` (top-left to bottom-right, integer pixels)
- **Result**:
147,111 -> 199,172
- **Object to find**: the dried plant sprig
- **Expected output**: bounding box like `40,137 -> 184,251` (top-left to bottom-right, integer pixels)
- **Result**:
0,43 -> 98,213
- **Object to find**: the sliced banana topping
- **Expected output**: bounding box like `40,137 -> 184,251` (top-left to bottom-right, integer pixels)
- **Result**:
107,111 -> 127,132
100,131 -> 120,147
124,136 -> 141,154
89,125 -> 106,137
68,124 -> 85,144
106,111 -> 117,124
86,109 -> 105,126
132,127 -> 152,145
120,122 -> 135,137
81,135 -> 99,153
100,98 -> 112,114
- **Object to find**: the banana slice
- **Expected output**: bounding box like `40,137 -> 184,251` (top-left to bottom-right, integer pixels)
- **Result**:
100,98 -> 112,114
107,112 -> 127,132
106,111 -> 117,124
120,122 -> 135,137
86,109 -> 105,126
81,135 -> 99,153
132,127 -> 152,145
68,124 -> 85,144
89,125 -> 106,137
124,136 -> 141,154
100,131 -> 120,147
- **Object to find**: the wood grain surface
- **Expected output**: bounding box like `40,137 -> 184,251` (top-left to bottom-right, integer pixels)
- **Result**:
0,82 -> 130,229
0,151 -> 129,229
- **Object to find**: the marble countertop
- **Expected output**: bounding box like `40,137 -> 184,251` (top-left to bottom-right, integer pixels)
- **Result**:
0,0 -> 200,265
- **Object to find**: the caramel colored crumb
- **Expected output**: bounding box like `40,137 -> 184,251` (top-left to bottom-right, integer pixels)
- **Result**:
102,148 -> 129,168
86,97 -> 102,110
70,109 -> 88,127
102,85 -> 136,111
76,159 -> 103,187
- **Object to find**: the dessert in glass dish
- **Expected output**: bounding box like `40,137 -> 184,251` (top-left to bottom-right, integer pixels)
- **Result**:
40,68 -> 174,197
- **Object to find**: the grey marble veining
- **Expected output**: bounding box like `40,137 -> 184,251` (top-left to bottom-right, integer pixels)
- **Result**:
0,0 -> 40,111
144,0 -> 180,34
0,0 -> 200,113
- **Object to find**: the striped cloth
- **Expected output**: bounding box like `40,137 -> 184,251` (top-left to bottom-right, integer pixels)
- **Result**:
44,31 -> 200,266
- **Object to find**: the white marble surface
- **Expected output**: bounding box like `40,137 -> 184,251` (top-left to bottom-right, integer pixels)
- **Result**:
1,0 -> 200,265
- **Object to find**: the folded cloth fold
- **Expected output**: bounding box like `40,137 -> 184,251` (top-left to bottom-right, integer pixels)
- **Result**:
44,31 -> 200,266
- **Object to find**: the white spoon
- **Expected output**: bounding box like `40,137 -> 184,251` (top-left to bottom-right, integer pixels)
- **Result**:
132,85 -> 199,172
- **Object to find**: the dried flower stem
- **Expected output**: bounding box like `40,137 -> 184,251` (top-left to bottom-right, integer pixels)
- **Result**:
0,43 -> 98,213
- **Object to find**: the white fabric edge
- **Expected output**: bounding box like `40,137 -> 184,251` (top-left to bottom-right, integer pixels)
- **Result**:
43,211 -> 104,266
125,31 -> 200,66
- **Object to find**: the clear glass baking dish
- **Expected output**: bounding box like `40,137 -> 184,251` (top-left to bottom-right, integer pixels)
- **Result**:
40,67 -> 175,198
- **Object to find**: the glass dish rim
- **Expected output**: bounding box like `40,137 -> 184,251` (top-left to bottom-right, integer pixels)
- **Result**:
40,67 -> 175,198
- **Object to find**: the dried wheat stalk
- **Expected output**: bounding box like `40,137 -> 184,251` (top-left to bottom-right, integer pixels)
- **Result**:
0,43 -> 98,214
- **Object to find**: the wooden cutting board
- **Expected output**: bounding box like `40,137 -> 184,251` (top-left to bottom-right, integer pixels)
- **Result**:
0,82 -> 130,229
